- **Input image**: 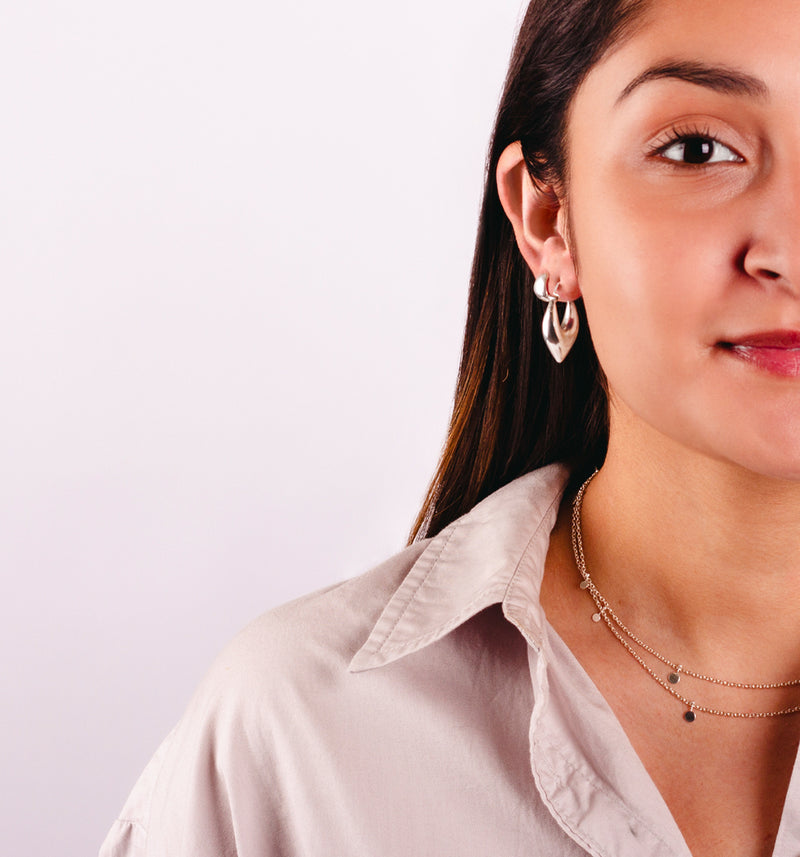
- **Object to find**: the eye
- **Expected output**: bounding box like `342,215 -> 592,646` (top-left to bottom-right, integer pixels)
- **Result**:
657,134 -> 743,165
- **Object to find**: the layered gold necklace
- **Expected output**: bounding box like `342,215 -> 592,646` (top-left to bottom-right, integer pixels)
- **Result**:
571,472 -> 800,723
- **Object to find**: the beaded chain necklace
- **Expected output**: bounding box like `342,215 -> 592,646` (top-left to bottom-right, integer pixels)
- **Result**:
571,472 -> 800,723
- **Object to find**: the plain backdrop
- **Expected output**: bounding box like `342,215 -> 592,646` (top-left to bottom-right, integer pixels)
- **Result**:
0,1 -> 527,853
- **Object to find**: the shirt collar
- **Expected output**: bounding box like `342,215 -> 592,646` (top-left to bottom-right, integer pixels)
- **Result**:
350,463 -> 568,672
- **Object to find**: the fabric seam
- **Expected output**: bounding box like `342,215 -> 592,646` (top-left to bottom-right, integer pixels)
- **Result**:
364,522 -> 460,654
533,734 -> 682,855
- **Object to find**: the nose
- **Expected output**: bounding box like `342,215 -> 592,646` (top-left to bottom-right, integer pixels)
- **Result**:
741,168 -> 800,296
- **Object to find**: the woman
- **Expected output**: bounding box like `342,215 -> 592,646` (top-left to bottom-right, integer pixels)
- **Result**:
101,0 -> 800,855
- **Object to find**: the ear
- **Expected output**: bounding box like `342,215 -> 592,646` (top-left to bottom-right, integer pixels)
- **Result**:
496,141 -> 580,300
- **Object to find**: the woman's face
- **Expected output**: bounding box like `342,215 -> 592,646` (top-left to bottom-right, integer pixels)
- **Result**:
566,0 -> 800,479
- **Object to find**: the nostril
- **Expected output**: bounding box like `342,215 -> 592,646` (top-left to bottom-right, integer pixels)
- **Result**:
738,243 -> 787,283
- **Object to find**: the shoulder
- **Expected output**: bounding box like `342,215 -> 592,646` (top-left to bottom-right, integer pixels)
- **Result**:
181,461 -> 568,724
208,538 -> 429,698
102,541 -> 429,857
100,465 -> 569,856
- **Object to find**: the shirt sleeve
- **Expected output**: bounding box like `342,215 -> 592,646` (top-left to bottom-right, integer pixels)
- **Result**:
98,634 -> 289,857
97,559 -> 419,857
99,730 -> 175,857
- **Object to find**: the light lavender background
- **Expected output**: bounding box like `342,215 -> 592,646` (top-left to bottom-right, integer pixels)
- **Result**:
1,1 -> 526,853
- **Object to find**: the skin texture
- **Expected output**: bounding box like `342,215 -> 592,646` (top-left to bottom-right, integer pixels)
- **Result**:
498,1 -> 800,855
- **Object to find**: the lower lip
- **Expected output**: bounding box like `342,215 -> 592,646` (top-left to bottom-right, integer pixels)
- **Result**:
725,345 -> 800,377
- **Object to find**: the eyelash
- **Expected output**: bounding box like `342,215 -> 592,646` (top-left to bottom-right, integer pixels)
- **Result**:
647,125 -> 744,165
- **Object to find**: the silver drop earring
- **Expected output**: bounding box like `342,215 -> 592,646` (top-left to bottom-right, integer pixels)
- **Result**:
533,272 -> 579,363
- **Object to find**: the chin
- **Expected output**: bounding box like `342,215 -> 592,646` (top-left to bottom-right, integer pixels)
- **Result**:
688,393 -> 800,485
722,447 -> 800,485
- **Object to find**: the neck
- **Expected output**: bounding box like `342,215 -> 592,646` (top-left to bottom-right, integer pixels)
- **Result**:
582,419 -> 800,674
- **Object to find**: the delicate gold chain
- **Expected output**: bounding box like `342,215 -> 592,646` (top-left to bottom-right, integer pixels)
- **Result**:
571,471 -> 800,722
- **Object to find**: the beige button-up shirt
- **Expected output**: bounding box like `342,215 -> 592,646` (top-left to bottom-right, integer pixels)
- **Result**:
100,464 -> 800,856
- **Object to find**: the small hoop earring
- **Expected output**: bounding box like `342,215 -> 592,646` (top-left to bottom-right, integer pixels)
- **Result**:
532,272 -> 579,363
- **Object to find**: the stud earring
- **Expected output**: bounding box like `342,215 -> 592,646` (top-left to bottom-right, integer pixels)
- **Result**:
533,272 -> 579,363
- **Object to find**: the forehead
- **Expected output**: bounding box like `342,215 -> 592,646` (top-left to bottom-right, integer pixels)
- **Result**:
582,0 -> 800,107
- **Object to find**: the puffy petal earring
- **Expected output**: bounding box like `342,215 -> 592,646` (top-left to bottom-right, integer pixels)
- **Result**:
533,272 -> 579,363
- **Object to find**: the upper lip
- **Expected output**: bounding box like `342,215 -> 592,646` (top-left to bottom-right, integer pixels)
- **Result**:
721,330 -> 800,348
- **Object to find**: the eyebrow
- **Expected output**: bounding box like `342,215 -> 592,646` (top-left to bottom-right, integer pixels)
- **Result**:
616,61 -> 769,104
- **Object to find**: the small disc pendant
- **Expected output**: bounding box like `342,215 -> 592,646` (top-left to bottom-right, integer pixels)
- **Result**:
668,672 -> 680,684
592,612 -> 602,623
579,580 -> 589,590
684,710 -> 696,723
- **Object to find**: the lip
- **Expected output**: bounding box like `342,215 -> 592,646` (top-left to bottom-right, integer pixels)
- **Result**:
720,330 -> 800,377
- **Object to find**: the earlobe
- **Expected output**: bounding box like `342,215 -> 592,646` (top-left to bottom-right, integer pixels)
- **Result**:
496,141 -> 580,300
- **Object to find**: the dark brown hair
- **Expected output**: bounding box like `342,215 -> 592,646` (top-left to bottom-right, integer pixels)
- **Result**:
411,0 -> 649,541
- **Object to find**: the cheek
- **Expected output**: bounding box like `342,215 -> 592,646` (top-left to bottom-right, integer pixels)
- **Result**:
568,186 -> 738,386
